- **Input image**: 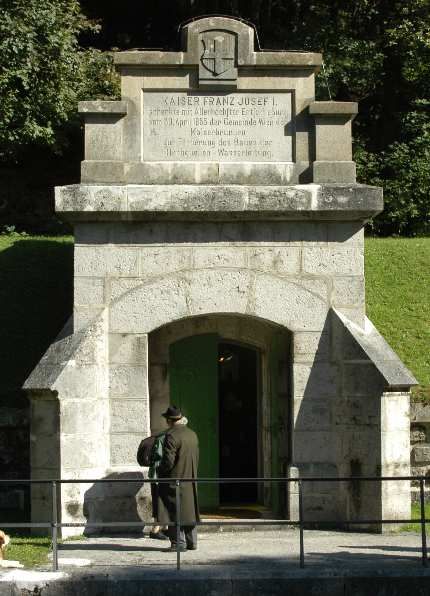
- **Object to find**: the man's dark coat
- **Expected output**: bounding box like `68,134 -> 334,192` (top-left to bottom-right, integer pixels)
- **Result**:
157,424 -> 200,525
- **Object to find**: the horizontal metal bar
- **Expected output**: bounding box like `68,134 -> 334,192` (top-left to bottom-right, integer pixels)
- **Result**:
0,523 -> 52,528
0,476 -> 426,484
3,518 -> 428,529
300,519 -> 428,525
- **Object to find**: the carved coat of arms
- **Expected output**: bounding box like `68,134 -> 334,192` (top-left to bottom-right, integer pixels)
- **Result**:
199,30 -> 238,85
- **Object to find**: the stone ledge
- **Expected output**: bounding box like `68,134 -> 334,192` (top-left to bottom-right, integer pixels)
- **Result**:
82,160 -> 306,186
309,101 -> 358,116
113,51 -> 322,69
78,101 -> 128,115
55,183 -> 383,222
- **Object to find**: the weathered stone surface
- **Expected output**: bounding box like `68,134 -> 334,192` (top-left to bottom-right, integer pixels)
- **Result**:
313,161 -> 356,183
74,277 -> 105,306
411,402 -> 430,423
327,221 -> 363,245
411,426 -> 426,443
293,331 -> 330,362
109,277 -> 190,333
78,101 -> 128,114
110,399 -> 148,433
56,184 -> 384,221
293,362 -> 338,398
293,430 -> 335,463
60,400 -> 109,435
75,246 -> 139,277
109,334 -> 148,365
412,445 -> 430,464
253,274 -> 328,331
140,246 -> 192,277
61,435 -> 108,469
309,101 -> 358,116
382,432 -> 410,465
109,366 -> 147,398
110,433 -> 143,465
381,392 -> 410,432
331,276 -> 365,307
303,246 -> 363,276
55,185 -> 127,214
248,247 -> 301,275
293,399 -> 331,430
187,269 -> 252,315
81,161 -> 126,184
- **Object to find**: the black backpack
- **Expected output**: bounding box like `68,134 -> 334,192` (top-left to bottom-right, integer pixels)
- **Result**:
137,435 -> 156,467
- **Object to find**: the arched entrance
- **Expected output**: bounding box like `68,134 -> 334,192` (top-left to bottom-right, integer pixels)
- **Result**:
148,314 -> 291,515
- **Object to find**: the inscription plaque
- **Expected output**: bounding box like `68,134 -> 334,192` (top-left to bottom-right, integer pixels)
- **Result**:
142,92 -> 293,162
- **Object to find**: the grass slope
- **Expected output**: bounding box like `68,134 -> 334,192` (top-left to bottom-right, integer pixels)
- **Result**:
364,237 -> 430,393
0,234 -> 73,400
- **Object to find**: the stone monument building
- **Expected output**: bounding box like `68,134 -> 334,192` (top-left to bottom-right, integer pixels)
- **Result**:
25,16 -> 416,535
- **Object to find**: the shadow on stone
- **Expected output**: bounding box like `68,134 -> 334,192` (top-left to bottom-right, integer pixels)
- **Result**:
82,472 -> 151,536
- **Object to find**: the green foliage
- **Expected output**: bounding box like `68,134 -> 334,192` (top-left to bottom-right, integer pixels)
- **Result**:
357,105 -> 430,236
0,0 -> 119,162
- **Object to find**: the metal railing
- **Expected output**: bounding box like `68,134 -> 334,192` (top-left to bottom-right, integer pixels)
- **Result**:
0,476 -> 428,571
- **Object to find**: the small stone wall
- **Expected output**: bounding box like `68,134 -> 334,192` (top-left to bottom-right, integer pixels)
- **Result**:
411,402 -> 430,500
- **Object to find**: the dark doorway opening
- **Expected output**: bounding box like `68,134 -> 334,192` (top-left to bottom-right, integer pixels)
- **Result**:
218,342 -> 258,504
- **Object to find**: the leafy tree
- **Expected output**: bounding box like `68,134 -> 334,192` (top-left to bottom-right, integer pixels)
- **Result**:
0,0 -> 119,162
2,0 -> 429,234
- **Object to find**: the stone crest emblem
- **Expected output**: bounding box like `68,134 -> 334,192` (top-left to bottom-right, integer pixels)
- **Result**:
199,30 -> 237,86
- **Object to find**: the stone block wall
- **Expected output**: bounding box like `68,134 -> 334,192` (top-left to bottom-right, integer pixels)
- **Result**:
411,402 -> 430,500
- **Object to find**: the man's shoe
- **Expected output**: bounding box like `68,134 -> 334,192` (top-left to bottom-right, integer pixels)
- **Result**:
166,545 -> 187,552
187,545 -> 197,550
149,531 -> 169,541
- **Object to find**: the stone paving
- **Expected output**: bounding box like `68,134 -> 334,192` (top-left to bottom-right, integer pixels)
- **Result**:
2,530 -> 430,596
46,529 -> 428,574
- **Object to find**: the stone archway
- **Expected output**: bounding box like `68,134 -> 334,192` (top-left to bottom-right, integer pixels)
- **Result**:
108,268 -> 329,335
148,314 -> 292,515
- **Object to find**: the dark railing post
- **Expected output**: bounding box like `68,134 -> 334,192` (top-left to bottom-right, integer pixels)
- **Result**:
298,479 -> 305,568
51,481 -> 58,572
420,477 -> 428,567
176,480 -> 181,571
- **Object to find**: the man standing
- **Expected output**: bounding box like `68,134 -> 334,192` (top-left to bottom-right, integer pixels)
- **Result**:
157,405 -> 200,552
